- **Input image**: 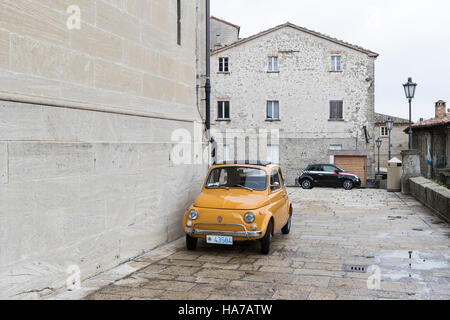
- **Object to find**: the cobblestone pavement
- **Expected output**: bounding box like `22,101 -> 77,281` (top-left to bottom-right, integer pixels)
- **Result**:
52,188 -> 450,300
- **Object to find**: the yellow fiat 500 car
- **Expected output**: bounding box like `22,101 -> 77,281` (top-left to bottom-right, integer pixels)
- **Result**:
183,161 -> 292,254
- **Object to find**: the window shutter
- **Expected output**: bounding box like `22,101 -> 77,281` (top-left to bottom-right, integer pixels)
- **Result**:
218,102 -> 223,119
330,101 -> 336,119
224,101 -> 230,119
274,101 -> 279,119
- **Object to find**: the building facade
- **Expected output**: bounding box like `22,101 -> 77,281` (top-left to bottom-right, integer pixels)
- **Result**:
210,20 -> 378,186
374,113 -> 410,170
411,100 -> 450,187
210,16 -> 240,50
0,0 -> 207,298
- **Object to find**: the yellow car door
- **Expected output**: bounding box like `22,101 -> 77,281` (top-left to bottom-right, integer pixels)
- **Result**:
278,168 -> 290,225
268,169 -> 285,232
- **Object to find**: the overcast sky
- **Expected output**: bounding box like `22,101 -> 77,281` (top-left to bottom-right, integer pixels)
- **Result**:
211,0 -> 450,121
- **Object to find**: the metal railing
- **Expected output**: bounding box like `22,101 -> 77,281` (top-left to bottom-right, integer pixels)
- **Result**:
433,155 -> 448,169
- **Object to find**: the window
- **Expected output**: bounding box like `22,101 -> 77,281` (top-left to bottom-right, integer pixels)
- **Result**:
329,100 -> 343,120
217,101 -> 230,120
177,0 -> 181,45
331,55 -> 341,71
267,101 -> 279,120
270,170 -> 281,191
329,144 -> 342,151
380,126 -> 388,137
308,165 -> 322,172
268,56 -> 278,72
219,57 -> 229,72
267,145 -> 279,164
323,165 -> 338,173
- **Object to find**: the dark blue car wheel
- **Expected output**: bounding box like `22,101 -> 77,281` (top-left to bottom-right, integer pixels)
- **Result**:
301,179 -> 312,189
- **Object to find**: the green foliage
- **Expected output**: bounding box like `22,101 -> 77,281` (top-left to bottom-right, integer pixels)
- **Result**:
427,177 -> 447,188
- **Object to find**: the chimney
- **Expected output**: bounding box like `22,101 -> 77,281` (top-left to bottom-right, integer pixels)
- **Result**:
435,100 -> 446,118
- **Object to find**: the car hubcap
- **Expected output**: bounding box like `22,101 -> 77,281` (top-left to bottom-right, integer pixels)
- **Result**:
303,181 -> 310,188
344,181 -> 352,189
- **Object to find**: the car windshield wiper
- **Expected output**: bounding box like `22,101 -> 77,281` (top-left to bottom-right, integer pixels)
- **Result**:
231,184 -> 254,191
207,185 -> 230,190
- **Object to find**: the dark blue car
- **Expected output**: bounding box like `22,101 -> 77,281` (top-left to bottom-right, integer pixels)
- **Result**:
299,164 -> 361,190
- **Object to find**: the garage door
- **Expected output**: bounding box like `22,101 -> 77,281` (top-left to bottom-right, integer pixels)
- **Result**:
334,156 -> 367,187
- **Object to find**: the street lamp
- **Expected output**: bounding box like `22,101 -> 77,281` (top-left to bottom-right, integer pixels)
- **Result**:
386,117 -> 394,161
403,77 -> 417,150
376,138 -> 383,174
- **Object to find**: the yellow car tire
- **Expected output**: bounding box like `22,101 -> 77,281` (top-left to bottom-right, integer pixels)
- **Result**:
186,234 -> 198,251
260,220 -> 273,255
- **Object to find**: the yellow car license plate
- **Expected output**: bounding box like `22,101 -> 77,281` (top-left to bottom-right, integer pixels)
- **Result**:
206,235 -> 233,245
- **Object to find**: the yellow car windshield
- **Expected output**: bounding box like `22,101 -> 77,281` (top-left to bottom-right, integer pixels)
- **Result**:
205,167 -> 267,191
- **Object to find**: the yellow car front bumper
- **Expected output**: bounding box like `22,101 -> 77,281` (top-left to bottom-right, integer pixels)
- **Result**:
185,222 -> 263,240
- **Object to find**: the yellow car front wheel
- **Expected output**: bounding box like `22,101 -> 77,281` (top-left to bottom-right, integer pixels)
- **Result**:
260,220 -> 273,255
186,234 -> 198,250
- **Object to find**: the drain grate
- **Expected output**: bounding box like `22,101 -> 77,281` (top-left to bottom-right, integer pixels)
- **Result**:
343,265 -> 368,273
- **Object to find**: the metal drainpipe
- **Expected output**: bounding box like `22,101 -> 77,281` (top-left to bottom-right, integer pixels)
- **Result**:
205,0 -> 211,134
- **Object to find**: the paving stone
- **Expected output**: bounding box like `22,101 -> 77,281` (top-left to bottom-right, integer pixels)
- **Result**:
141,280 -> 196,291
114,276 -> 149,288
242,271 -> 294,285
259,266 -> 295,274
272,284 -> 312,300
197,255 -> 234,264
158,259 -> 204,267
308,289 -> 337,300
160,266 -> 201,276
136,273 -> 176,281
201,263 -> 241,270
194,268 -> 245,280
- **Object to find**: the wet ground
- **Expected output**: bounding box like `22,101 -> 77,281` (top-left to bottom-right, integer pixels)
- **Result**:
50,188 -> 450,300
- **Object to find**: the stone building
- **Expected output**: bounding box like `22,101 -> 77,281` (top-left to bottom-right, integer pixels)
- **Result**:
210,20 -> 378,186
410,100 -> 450,187
374,113 -> 410,171
210,16 -> 240,50
0,0 -> 207,298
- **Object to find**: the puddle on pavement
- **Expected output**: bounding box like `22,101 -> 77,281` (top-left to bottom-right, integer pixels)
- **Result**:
377,250 -> 449,281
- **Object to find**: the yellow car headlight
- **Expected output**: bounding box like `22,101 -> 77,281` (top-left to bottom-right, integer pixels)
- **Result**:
244,212 -> 255,224
188,209 -> 198,220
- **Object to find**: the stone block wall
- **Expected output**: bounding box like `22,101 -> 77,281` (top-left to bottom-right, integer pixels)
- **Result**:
0,0 -> 207,298
409,177 -> 450,223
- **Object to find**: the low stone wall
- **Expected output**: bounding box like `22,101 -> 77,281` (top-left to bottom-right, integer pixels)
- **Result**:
409,177 -> 450,223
